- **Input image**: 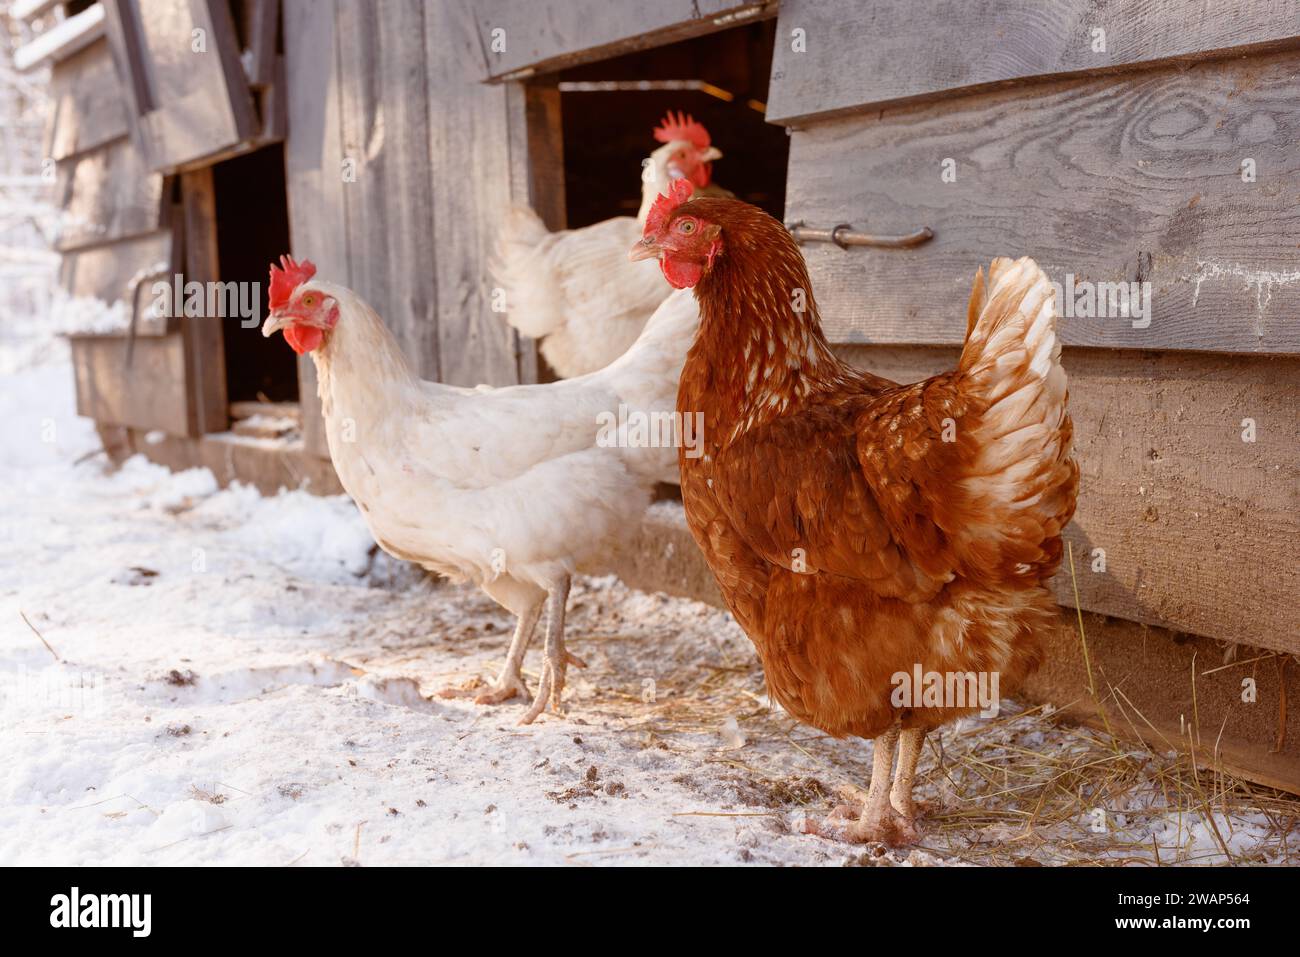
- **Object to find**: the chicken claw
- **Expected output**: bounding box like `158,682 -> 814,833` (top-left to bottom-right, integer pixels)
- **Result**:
473,672 -> 530,705
518,577 -> 572,725
798,726 -> 921,847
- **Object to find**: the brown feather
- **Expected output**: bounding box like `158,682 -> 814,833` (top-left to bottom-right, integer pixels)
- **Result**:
675,199 -> 1078,740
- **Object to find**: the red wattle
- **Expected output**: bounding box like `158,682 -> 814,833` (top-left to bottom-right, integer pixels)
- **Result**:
284,322 -> 323,354
661,257 -> 703,289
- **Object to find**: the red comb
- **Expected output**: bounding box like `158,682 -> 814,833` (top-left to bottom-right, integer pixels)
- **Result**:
653,111 -> 711,151
644,179 -> 695,237
269,254 -> 316,310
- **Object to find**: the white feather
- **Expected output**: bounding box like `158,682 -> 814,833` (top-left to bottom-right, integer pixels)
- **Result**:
304,282 -> 699,596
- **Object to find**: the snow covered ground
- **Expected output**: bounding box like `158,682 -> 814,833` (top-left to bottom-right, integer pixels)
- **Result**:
1,326 -> 1297,867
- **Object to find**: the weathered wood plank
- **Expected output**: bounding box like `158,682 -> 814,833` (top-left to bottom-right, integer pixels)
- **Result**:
103,0 -> 258,171
13,2 -> 105,72
239,0 -> 279,88
282,0 -> 345,460
44,37 -> 130,161
473,0 -> 773,79
768,0 -> 1300,122
786,51 -> 1300,354
426,0 -> 520,387
502,77 -> 567,384
179,166 -> 228,434
54,136 -> 164,251
70,333 -> 191,435
58,229 -> 173,304
835,344 -> 1300,655
336,0 -> 440,381
1028,610 -> 1300,793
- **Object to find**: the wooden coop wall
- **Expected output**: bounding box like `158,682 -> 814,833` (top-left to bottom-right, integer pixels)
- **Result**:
281,0 -> 545,458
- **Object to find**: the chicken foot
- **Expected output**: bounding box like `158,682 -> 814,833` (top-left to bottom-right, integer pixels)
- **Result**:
519,576 -> 573,725
471,599 -> 543,705
889,727 -> 926,826
801,725 -> 919,846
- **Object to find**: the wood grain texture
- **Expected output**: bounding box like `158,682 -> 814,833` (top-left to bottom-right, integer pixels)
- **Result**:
44,37 -> 130,161
54,136 -> 164,251
502,77 -> 566,384
768,0 -> 1300,122
58,229 -> 172,303
336,0 -> 440,381
426,0 -> 521,387
785,51 -> 1300,354
103,0 -> 258,171
239,0 -> 279,88
70,333 -> 191,435
179,167 -> 228,435
472,0 -> 773,79
282,0 -> 345,459
835,344 -> 1299,655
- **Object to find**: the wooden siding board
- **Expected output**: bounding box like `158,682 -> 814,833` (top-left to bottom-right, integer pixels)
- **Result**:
179,166 -> 228,434
58,229 -> 173,304
502,78 -> 566,384
103,0 -> 259,172
283,0 -> 346,459
785,52 -> 1300,355
241,0 -> 279,88
836,344 -> 1300,655
426,0 -> 520,387
336,0 -> 440,382
54,136 -> 164,251
44,37 -> 130,162
768,0 -> 1300,122
473,0 -> 773,79
70,333 -> 191,435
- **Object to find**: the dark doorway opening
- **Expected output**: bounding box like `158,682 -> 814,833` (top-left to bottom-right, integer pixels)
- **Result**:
557,18 -> 788,229
212,143 -> 296,405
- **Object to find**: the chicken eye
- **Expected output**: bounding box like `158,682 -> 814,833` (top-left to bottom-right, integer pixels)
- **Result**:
302,294 -> 316,307
678,220 -> 696,234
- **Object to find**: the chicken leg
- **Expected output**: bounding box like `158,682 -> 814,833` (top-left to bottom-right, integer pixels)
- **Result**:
889,727 -> 926,826
471,599 -> 543,705
802,725 -> 918,846
844,726 -> 918,845
519,575 -> 572,725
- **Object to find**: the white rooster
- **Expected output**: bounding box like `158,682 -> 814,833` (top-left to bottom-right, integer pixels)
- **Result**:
495,112 -> 723,379
261,256 -> 698,723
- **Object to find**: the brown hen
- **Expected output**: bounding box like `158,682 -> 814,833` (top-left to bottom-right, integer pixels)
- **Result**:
630,186 -> 1079,844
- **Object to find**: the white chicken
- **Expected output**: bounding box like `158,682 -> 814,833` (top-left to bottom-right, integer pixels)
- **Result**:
261,256 -> 698,723
495,112 -> 722,379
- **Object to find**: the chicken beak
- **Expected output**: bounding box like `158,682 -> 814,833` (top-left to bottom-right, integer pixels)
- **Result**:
701,147 -> 722,162
628,238 -> 660,263
261,312 -> 294,337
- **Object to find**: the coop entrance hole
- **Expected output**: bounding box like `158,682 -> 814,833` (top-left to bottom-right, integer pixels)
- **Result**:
211,142 -> 296,408
555,18 -> 789,230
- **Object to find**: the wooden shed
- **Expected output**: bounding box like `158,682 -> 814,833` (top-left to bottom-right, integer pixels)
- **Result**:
19,1 -> 1298,788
